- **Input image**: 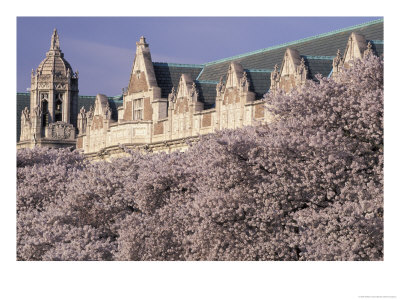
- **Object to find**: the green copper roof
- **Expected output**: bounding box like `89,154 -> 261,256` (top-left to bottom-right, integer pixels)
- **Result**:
302,56 -> 336,60
369,40 -> 384,44
204,18 -> 383,66
197,19 -> 383,82
245,69 -> 273,73
153,62 -> 204,68
196,80 -> 219,84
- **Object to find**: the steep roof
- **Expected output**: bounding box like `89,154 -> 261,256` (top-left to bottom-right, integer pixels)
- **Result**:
195,81 -> 217,108
198,19 -> 383,82
153,63 -> 203,99
151,19 -> 383,105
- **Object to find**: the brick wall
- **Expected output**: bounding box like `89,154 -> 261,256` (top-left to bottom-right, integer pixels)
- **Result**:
123,101 -> 133,121
91,116 -> 103,130
128,71 -> 148,94
202,113 -> 212,127
254,103 -> 264,119
174,98 -> 189,115
76,136 -> 83,148
153,121 -> 164,135
143,97 -> 152,121
223,89 -> 239,105
280,75 -> 296,93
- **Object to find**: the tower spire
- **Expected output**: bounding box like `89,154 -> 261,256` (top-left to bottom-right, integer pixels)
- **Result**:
50,28 -> 60,51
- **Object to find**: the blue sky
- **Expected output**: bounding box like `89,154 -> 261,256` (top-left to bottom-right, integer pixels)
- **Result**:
17,17 -> 382,96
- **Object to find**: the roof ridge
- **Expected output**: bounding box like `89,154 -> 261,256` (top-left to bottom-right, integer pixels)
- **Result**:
153,62 -> 204,68
195,80 -> 219,84
301,55 -> 336,60
204,18 -> 383,67
245,68 -> 274,73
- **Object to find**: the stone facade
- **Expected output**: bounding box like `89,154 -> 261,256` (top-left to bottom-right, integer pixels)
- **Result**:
17,20 -> 384,158
17,29 -> 78,149
77,39 -> 271,158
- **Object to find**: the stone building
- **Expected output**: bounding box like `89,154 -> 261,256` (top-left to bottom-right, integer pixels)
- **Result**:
17,19 -> 383,158
17,29 -> 80,149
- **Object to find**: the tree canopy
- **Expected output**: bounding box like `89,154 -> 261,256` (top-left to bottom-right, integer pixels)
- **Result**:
17,54 -> 383,260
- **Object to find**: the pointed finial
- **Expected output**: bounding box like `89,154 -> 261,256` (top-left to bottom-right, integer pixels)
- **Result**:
242,71 -> 247,81
364,41 -> 374,57
137,36 -> 148,47
333,49 -> 343,68
50,28 -> 60,51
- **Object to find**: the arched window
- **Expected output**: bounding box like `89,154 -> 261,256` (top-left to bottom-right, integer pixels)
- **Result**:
42,100 -> 49,127
55,93 -> 63,122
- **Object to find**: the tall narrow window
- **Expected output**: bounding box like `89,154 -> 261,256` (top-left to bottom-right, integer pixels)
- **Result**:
55,93 -> 63,122
42,100 -> 49,127
40,93 -> 49,127
133,98 -> 143,120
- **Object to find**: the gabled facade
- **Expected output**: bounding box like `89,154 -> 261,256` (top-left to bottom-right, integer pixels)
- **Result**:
270,48 -> 308,93
16,19 -> 384,158
331,31 -> 381,78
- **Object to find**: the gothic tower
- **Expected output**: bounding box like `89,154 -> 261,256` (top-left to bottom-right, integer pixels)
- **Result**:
18,29 -> 79,149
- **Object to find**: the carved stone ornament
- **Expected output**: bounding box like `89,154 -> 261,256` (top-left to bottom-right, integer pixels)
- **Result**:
105,104 -> 111,120
364,41 -> 374,57
34,104 -> 42,117
54,83 -> 66,89
78,107 -> 87,134
49,122 -> 73,139
38,74 -> 51,81
168,87 -> 176,102
87,105 -> 94,120
299,58 -> 306,69
54,73 -> 68,80
240,72 -> 246,85
22,107 -> 30,122
333,49 -> 343,68
297,58 -> 308,82
190,82 -> 198,98
216,76 -> 225,96
38,83 -> 50,89
79,106 -> 86,117
270,64 -> 280,91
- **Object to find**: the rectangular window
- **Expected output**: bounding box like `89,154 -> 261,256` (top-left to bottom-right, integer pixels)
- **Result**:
133,98 -> 143,120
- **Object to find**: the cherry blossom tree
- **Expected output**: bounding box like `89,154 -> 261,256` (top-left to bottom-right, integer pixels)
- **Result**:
17,54 -> 383,260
